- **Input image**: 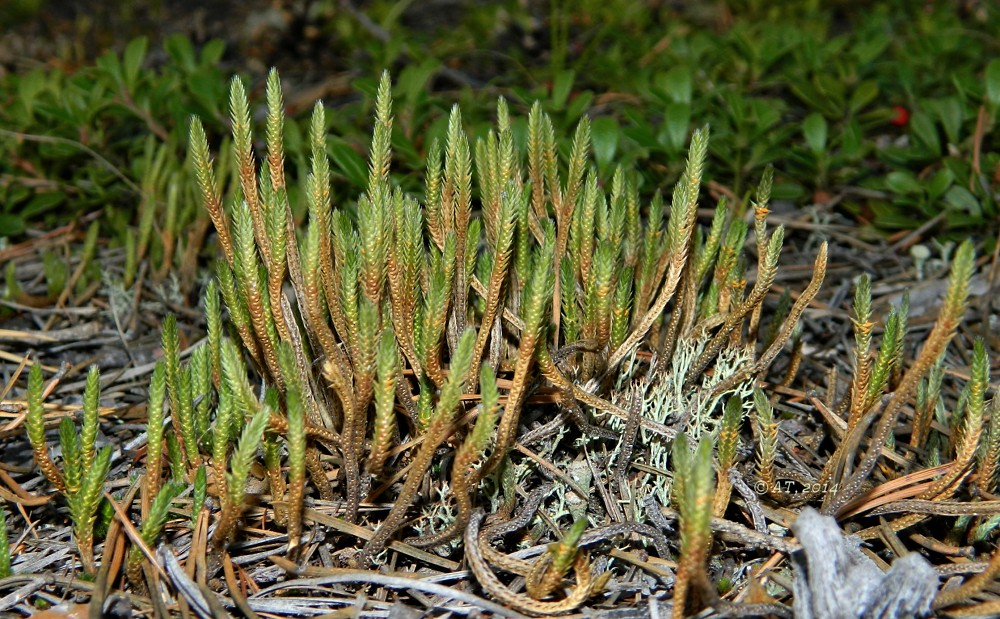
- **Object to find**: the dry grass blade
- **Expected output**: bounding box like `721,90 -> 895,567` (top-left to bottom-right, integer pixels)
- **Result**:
933,543 -> 1000,610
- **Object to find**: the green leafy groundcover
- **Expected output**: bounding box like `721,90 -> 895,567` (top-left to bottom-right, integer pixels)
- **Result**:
2,1 -> 997,249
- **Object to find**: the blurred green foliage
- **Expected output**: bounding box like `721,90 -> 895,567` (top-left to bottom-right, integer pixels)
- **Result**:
1,0 -> 997,255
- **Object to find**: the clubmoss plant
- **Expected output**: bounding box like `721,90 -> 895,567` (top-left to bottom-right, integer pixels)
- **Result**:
25,364 -> 111,574
25,364 -> 65,493
671,436 -> 716,619
192,465 -> 207,527
356,327 -> 477,566
713,395 -> 743,516
174,68 -> 830,581
751,387 -> 779,498
145,361 -> 167,500
977,397 -> 1000,496
526,517 -> 589,600
213,406 -> 271,546
407,363 -> 501,550
276,341 -> 306,556
0,508 -> 11,578
126,481 -> 183,587
822,240 -> 975,516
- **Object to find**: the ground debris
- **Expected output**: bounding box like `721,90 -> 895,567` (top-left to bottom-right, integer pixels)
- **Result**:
791,508 -> 937,619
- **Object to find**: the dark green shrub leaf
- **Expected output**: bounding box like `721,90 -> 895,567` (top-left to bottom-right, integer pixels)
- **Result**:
849,81 -> 879,114
396,59 -> 439,105
565,90 -> 594,121
591,116 -> 619,171
187,71 -> 225,120
664,102 -> 691,152
772,181 -> 806,202
909,111 -> 940,156
623,120 -> 657,150
931,97 -> 963,145
871,202 -> 921,229
813,75 -> 845,115
201,39 -> 225,65
885,171 -> 923,195
803,113 -> 827,154
927,168 -> 954,200
658,66 -> 692,104
23,192 -> 66,220
329,140 -> 369,189
841,119 -> 863,161
95,50 -> 122,86
852,34 -> 890,65
164,34 -> 196,73
0,214 -> 25,237
943,185 -> 980,216
986,58 -> 1000,106
123,37 -> 148,92
551,70 -> 576,111
16,69 -> 47,118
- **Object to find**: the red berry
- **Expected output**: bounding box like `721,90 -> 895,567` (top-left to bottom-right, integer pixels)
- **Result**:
890,105 -> 910,126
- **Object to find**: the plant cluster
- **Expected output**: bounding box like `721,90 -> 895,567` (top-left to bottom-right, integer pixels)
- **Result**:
7,14 -> 1000,613
27,64 -> 833,610
24,364 -> 112,574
